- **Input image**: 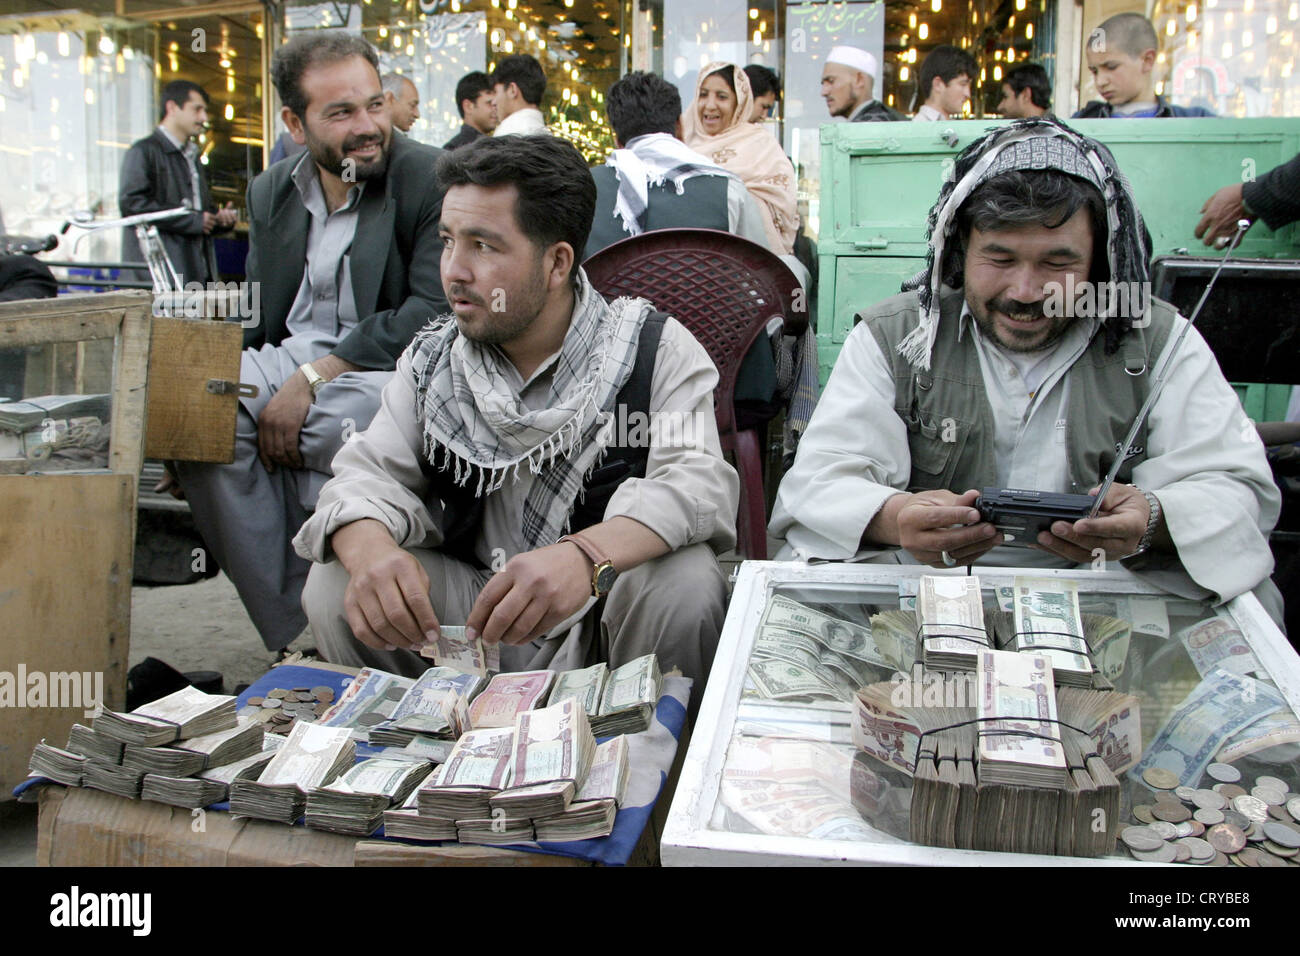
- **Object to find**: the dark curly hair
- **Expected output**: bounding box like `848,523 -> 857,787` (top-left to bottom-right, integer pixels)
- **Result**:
272,33 -> 379,121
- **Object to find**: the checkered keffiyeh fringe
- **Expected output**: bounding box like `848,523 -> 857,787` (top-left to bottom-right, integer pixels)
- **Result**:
409,269 -> 652,549
900,117 -> 1151,370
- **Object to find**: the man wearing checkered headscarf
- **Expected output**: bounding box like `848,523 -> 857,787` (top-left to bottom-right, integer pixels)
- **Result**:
772,118 -> 1282,622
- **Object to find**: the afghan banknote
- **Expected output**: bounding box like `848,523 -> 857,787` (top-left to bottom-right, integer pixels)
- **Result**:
1177,615 -> 1262,679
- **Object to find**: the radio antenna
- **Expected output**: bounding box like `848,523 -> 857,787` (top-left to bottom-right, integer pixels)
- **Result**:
1088,219 -> 1252,519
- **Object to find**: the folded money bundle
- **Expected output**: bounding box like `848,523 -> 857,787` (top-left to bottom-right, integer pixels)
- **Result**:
853,652 -> 1131,858
417,726 -> 515,819
28,742 -> 87,786
82,761 -> 146,798
532,800 -> 616,842
457,815 -> 535,845
305,757 -> 433,836
315,668 -> 415,738
590,655 -> 662,736
383,776 -> 459,842
467,671 -> 555,729
368,667 -> 483,746
121,716 -> 265,777
512,698 -> 597,788
418,626 -> 500,678
65,723 -> 124,764
489,781 -> 576,818
918,575 -> 991,671
140,739 -> 283,810
229,723 -> 355,824
95,685 -> 238,746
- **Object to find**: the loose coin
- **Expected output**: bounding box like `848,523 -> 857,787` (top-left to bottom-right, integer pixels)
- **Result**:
1288,797 -> 1300,822
1130,843 -> 1178,864
357,711 -> 385,726
1122,826 -> 1166,851
1133,805 -> 1156,824
1264,821 -> 1300,849
1187,821 -> 1206,837
1143,767 -> 1180,790
261,698 -> 281,709
1152,803 -> 1192,823
1173,822 -> 1196,839
1212,851 -> 1231,867
1192,790 -> 1226,811
1207,823 -> 1247,854
268,689 -> 289,699
1233,794 -> 1269,823
1174,786 -> 1198,802
292,687 -> 310,693
293,691 -> 313,703
1252,785 -> 1286,806
1262,840 -> 1299,858
1238,847 -> 1263,867
1218,784 -> 1247,800
1179,837 -> 1215,863
1194,808 -> 1224,826
1206,762 -> 1242,783
1148,821 -> 1179,840
247,697 -> 264,706
1269,804 -> 1291,821
1223,809 -> 1252,830
1230,853 -> 1247,867
314,703 -> 329,718
1245,823 -> 1266,842
1256,775 -> 1288,793
311,686 -> 334,701
1172,842 -> 1192,863
1255,851 -> 1287,867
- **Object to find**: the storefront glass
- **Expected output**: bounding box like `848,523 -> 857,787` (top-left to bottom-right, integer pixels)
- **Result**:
1150,0 -> 1300,116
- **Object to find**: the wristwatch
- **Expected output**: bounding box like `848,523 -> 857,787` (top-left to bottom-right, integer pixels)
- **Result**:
299,362 -> 326,399
559,532 -> 618,597
1127,487 -> 1163,558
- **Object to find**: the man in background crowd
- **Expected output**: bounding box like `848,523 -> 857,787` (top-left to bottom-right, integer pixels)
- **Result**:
1074,13 -> 1214,117
382,73 -> 421,133
444,71 -> 498,149
491,54 -> 550,137
998,63 -> 1052,118
744,64 -> 781,122
120,79 -> 236,286
821,46 -> 903,122
914,45 -> 977,121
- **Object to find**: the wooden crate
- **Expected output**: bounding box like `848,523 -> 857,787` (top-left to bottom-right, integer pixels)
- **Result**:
144,316 -> 243,463
0,293 -> 151,796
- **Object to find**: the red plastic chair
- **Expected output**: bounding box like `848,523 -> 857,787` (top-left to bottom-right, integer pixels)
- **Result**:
583,228 -> 806,560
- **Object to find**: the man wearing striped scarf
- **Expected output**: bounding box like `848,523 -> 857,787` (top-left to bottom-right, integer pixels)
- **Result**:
771,118 -> 1281,621
294,135 -> 739,695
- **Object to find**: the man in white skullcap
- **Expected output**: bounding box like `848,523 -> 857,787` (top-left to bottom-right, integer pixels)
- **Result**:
821,45 -> 904,122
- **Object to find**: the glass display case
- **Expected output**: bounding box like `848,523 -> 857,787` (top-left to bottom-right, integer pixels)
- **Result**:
662,561 -> 1300,866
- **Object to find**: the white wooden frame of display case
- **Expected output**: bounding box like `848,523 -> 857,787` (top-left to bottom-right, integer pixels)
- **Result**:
661,561 -> 1300,867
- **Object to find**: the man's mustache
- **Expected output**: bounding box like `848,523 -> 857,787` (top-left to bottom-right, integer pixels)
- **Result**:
342,134 -> 383,153
989,297 -> 1046,320
447,284 -> 485,306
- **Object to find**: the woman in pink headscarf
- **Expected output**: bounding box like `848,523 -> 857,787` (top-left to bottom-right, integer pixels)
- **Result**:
682,62 -> 798,255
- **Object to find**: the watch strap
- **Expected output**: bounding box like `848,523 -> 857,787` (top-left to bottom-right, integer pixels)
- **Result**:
299,362 -> 326,398
1131,488 -> 1162,556
559,531 -> 610,570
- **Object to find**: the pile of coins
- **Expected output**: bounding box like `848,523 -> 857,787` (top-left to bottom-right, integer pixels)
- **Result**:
1120,764 -> 1300,866
244,686 -> 337,736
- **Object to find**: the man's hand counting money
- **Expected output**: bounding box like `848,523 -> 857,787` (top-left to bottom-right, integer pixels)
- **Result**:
333,518 -> 441,651
466,542 -> 592,646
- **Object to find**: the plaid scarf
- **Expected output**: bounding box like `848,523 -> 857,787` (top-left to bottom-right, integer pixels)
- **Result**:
409,270 -> 651,549
900,117 -> 1150,370
606,133 -> 737,237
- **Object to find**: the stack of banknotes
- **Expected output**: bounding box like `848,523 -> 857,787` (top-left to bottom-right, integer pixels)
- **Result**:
229,723 -> 355,824
367,668 -> 483,747
94,685 -> 238,746
141,737 -> 284,809
547,654 -> 662,736
853,650 -> 1135,858
305,757 -> 433,835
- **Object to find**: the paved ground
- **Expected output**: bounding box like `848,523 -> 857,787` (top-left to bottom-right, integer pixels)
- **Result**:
3,573 -> 314,866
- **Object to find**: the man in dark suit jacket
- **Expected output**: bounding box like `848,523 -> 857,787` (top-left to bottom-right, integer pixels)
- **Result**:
442,71 -> 498,149
175,33 -> 448,652
119,81 -> 236,285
